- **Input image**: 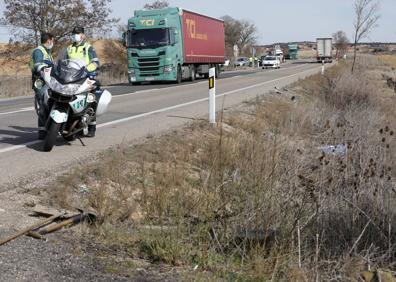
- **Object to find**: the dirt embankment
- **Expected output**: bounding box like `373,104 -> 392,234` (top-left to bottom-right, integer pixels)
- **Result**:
0,39 -> 125,76
0,39 -> 127,98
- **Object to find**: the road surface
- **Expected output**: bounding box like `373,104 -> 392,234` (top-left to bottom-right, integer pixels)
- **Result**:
0,61 -> 323,189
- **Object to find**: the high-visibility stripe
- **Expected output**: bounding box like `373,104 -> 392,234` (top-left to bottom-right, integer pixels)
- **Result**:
67,42 -> 91,65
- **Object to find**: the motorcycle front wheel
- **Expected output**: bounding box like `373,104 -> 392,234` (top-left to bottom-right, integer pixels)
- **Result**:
43,121 -> 60,152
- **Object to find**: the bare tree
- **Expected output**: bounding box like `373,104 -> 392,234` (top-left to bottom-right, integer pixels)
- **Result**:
221,15 -> 257,57
333,30 -> 349,59
1,0 -> 119,46
221,15 -> 242,57
144,0 -> 169,10
351,0 -> 380,73
237,20 -> 257,54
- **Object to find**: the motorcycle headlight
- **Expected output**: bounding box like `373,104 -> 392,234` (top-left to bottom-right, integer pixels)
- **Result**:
87,93 -> 96,103
34,79 -> 44,89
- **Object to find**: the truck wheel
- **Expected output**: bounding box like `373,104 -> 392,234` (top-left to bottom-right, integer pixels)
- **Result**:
215,65 -> 220,78
190,66 -> 196,82
43,121 -> 60,152
176,65 -> 182,84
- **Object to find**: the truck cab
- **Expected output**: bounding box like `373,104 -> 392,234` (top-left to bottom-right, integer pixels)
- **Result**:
124,8 -> 183,84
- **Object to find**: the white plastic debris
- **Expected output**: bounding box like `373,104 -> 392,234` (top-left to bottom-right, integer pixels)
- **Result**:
319,144 -> 347,155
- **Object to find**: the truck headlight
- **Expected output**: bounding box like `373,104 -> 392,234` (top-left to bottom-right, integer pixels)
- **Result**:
128,69 -> 136,75
164,65 -> 173,73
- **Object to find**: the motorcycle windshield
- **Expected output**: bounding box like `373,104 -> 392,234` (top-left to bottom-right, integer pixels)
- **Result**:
55,59 -> 87,84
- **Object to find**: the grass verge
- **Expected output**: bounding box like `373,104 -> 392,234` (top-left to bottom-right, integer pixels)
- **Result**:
46,57 -> 396,280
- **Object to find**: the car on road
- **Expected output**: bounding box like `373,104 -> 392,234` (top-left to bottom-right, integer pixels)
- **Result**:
262,56 -> 281,69
220,58 -> 230,68
233,57 -> 249,67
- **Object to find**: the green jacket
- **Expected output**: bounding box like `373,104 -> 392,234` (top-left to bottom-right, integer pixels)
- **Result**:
30,46 -> 53,74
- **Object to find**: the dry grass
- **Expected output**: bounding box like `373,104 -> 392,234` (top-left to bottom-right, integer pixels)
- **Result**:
0,40 -> 128,98
379,55 -> 396,69
46,56 -> 396,280
298,49 -> 316,59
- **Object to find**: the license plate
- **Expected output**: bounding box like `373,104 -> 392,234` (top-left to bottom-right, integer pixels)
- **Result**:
145,77 -> 155,81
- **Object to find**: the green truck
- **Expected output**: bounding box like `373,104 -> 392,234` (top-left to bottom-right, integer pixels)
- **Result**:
123,7 -> 225,84
288,44 -> 298,60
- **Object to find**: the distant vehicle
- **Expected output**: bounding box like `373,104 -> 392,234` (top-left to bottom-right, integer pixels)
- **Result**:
233,57 -> 249,67
222,58 -> 230,67
288,44 -> 298,60
123,7 -> 225,84
274,46 -> 284,62
316,38 -> 333,63
259,55 -> 267,66
262,56 -> 280,69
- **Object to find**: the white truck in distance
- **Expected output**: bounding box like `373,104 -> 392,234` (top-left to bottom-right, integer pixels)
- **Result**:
316,38 -> 333,63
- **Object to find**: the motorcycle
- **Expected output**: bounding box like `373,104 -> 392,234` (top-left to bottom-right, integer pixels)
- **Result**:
35,59 -> 112,152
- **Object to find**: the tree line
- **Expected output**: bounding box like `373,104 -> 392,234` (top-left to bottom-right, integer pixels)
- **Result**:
0,0 -> 381,71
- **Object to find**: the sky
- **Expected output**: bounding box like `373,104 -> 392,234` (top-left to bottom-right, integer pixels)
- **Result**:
0,0 -> 395,44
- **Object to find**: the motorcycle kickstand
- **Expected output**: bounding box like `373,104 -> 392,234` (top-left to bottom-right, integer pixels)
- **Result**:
77,136 -> 86,147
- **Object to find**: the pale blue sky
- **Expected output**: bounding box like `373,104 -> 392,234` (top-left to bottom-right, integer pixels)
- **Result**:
0,0 -> 395,44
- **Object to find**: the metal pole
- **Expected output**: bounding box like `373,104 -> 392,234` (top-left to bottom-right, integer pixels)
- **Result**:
209,67 -> 216,127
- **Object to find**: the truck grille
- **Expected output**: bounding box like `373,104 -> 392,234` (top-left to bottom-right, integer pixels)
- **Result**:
138,57 -> 160,75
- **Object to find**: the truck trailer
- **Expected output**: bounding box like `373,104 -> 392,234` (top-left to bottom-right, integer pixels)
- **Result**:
123,7 -> 225,84
316,38 -> 333,63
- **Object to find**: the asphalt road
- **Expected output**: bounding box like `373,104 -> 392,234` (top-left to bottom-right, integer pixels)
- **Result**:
0,61 -> 324,188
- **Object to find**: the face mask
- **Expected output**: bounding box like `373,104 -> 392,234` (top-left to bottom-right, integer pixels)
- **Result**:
47,42 -> 54,50
73,34 -> 82,43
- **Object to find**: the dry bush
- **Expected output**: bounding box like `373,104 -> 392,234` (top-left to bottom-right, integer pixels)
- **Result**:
49,56 -> 396,280
96,40 -> 128,86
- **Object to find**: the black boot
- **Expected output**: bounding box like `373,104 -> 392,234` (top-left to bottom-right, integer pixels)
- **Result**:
86,124 -> 96,138
38,130 -> 47,140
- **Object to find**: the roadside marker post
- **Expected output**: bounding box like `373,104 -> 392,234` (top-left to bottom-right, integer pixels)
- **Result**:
209,67 -> 216,127
321,60 -> 325,75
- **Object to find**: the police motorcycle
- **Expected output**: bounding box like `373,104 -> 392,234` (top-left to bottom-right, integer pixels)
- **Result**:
34,57 -> 112,152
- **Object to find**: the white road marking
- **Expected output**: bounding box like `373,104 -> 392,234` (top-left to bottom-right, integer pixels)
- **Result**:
111,64 -> 307,99
0,64 -> 307,115
98,66 -> 320,128
0,107 -> 35,116
0,140 -> 41,154
113,88 -> 159,98
0,65 -> 321,154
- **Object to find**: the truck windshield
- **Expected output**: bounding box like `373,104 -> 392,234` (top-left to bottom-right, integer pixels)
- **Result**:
127,28 -> 170,48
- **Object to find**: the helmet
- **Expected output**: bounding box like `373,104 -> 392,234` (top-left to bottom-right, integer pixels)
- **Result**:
72,26 -> 84,34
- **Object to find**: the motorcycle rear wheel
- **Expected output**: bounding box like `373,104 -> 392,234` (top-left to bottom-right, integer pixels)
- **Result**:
43,121 -> 60,152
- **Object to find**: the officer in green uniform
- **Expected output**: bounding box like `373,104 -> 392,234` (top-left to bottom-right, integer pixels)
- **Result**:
66,26 -> 100,137
30,32 -> 54,140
